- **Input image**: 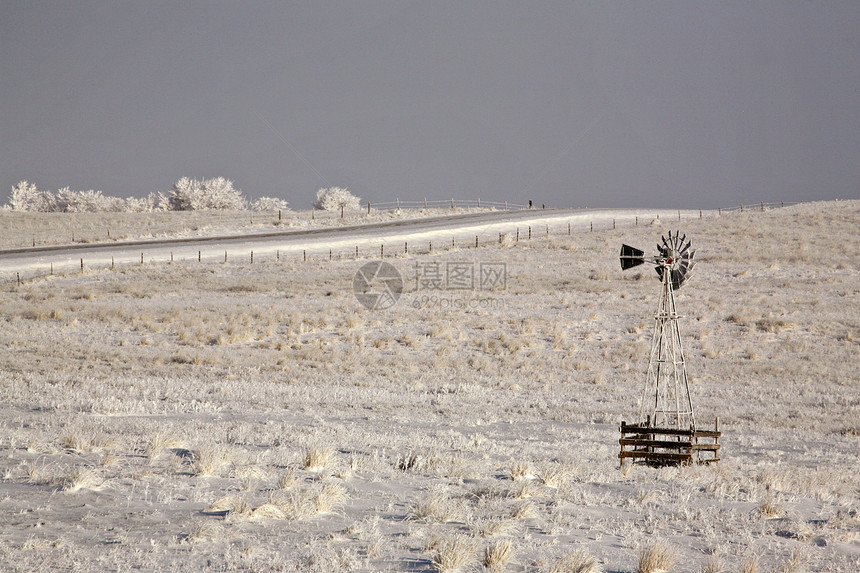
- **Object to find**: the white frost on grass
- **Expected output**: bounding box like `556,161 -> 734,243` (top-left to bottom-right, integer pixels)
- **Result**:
0,200 -> 858,571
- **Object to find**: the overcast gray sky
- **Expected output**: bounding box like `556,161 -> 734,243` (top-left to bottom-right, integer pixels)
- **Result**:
2,1 -> 858,209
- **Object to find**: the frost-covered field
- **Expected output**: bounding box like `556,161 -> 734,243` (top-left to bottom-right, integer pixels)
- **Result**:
0,201 -> 858,572
0,206 -> 516,250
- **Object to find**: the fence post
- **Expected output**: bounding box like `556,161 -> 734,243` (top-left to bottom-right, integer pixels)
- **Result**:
528,226 -> 531,240
678,210 -> 681,221
198,250 -> 201,262
278,209 -> 282,221
224,251 -> 227,263
478,198 -> 481,208
451,198 -> 455,209
141,253 -> 145,265
171,252 -> 174,263
355,246 -> 358,258
516,228 -> 519,242
381,244 -> 384,258
303,250 -> 306,262
613,219 -> 616,230
760,201 -> 764,211
699,209 -> 702,219
635,216 -> 638,226
17,272 -> 20,287
429,241 -> 432,253
405,242 -> 408,254
329,250 -> 332,261
111,257 -> 114,269
475,236 -> 479,248
546,225 -> 549,237
568,223 -> 571,235
424,197 -> 427,208
341,205 -> 344,219
590,221 -> 593,232
367,203 -> 371,214
250,251 -> 253,264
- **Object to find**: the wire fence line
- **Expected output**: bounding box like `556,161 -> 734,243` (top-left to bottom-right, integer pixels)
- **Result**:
365,199 -> 799,213
4,199 -> 807,284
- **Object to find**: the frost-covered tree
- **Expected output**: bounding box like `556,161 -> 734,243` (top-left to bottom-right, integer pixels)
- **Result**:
8,180 -> 45,212
124,192 -> 170,212
251,197 -> 290,211
313,187 -> 361,212
168,177 -> 246,210
53,187 -> 110,212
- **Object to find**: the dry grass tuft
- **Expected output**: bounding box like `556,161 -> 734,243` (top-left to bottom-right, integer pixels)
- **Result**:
700,556 -> 722,573
509,460 -> 534,482
757,494 -> 785,519
431,535 -> 478,572
186,520 -> 224,543
777,551 -> 806,573
248,502 -> 287,521
413,487 -> 468,523
302,445 -> 335,472
61,468 -> 104,493
472,517 -> 518,538
549,548 -> 602,573
483,538 -> 513,571
192,446 -> 230,477
538,464 -> 569,488
146,431 -> 182,464
509,500 -> 537,520
738,557 -> 758,573
637,541 -> 677,573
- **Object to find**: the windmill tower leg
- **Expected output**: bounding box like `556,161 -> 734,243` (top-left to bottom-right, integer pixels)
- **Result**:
639,267 -> 696,430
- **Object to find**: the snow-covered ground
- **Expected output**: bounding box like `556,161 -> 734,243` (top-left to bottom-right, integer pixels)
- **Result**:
0,200 -> 858,572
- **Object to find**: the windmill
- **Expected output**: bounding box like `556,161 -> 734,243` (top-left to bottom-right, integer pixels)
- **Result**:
618,231 -> 720,466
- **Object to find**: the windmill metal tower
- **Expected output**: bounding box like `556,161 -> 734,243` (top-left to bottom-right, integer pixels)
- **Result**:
618,231 -> 721,466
